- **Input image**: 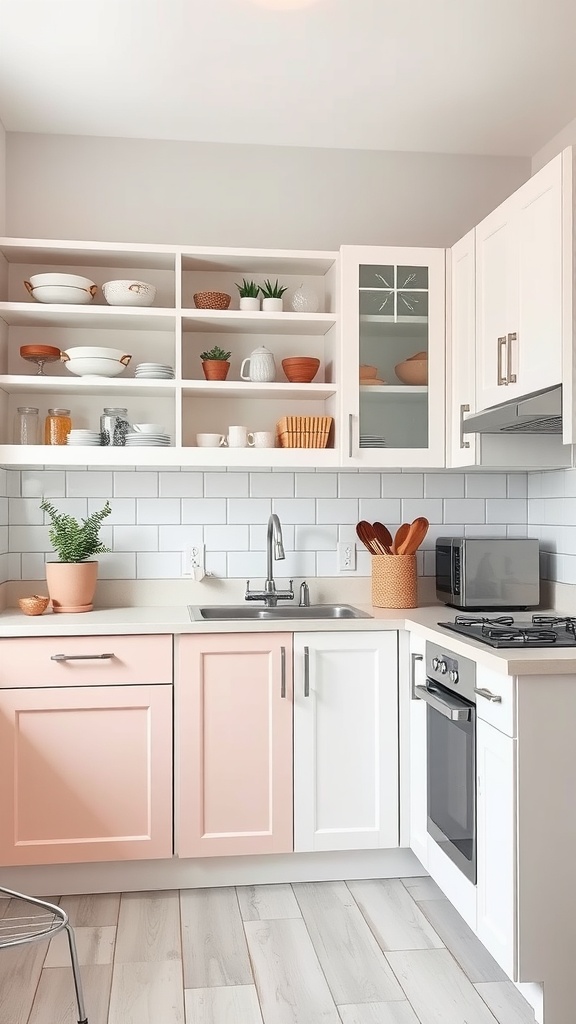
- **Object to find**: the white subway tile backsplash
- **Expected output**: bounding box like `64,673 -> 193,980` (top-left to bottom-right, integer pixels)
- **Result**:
113,525 -> 158,551
205,551 -> 227,578
0,471 -> 6,498
8,498 -> 43,526
10,525 -> 51,552
227,550 -> 267,579
89,497 -> 136,525
158,472 -> 202,497
66,471 -> 113,498
464,524 -> 507,538
115,471 -> 158,497
339,474 -> 381,498
21,470 -> 65,498
137,498 -> 181,524
182,498 -> 226,524
43,497 -> 88,521
465,473 -> 507,498
250,473 -> 294,498
21,552 -> 46,580
424,474 -> 464,498
97,552 -> 137,579
228,498 -> 272,524
159,524 -> 204,550
381,474 -> 424,498
359,498 -> 402,525
402,498 -> 443,523
7,552 -> 21,579
316,498 -> 358,525
206,472 -> 249,497
295,524 -> 338,551
137,551 -> 182,578
485,499 -> 527,524
295,473 -> 337,498
0,526 -> 8,554
443,498 -> 486,524
204,525 -> 249,551
7,471 -> 21,497
250,524 -> 295,550
273,498 -> 315,524
507,474 -> 527,498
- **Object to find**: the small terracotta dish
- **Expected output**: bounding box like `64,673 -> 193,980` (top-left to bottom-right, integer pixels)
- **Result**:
282,357 -> 320,383
395,358 -> 428,385
18,595 -> 50,616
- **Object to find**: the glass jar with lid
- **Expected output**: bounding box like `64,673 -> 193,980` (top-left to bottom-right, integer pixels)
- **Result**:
100,407 -> 130,446
13,407 -> 39,445
44,408 -> 72,445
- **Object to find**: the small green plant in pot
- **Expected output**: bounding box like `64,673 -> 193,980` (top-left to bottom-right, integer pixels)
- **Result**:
40,499 -> 112,613
200,345 -> 232,381
236,278 -> 260,311
260,278 -> 288,312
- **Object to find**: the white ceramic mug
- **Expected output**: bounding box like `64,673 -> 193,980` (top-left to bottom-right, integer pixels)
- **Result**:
252,430 -> 275,448
227,425 -> 255,448
196,432 -> 226,447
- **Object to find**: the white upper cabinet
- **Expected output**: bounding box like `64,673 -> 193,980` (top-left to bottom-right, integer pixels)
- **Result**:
475,153 -> 563,412
447,230 -> 477,467
340,245 -> 446,468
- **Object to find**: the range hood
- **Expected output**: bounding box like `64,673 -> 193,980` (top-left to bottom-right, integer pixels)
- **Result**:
462,386 -> 562,434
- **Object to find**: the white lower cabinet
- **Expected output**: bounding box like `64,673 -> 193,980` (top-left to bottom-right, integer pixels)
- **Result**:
293,631 -> 398,852
408,634 -> 428,868
476,712 -> 517,979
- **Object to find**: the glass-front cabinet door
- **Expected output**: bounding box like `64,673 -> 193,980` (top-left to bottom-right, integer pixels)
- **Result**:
340,246 -> 445,467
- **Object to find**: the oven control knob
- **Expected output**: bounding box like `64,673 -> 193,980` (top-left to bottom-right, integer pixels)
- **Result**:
432,657 -> 440,671
439,660 -> 448,674
449,669 -> 459,684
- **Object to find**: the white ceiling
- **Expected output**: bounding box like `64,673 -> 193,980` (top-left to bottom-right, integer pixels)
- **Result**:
1,0 -> 575,157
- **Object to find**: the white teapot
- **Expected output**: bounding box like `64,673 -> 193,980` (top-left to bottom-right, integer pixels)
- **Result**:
240,345 -> 276,383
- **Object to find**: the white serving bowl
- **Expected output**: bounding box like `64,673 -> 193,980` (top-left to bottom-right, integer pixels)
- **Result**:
102,280 -> 157,306
25,273 -> 97,305
132,423 -> 165,434
61,348 -> 131,378
63,346 -> 129,361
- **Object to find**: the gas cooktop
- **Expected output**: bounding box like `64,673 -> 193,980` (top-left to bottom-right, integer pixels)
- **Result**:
438,614 -> 576,648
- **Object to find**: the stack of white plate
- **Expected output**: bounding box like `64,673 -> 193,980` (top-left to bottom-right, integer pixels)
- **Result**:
360,434 -> 387,448
134,363 -> 175,379
66,429 -> 102,446
125,432 -> 171,447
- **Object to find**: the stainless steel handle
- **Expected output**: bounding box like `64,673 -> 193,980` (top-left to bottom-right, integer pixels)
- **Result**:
280,646 -> 286,698
348,413 -> 353,457
497,336 -> 508,385
411,652 -> 423,698
413,684 -> 471,721
50,653 -> 115,662
460,403 -> 470,449
507,332 -> 517,384
304,645 -> 310,697
474,687 -> 502,703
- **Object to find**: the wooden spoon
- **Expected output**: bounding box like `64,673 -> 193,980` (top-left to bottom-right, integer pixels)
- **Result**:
392,523 -> 410,554
373,522 -> 393,554
356,521 -> 387,555
398,516 -> 430,555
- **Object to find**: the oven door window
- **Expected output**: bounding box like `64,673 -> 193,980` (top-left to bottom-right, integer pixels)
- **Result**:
427,696 -> 476,883
435,544 -> 453,596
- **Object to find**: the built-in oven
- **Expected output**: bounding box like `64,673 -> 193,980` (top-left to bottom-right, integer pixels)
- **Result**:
413,642 -> 477,884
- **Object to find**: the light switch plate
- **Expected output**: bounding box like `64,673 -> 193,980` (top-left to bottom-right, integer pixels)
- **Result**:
337,541 -> 356,572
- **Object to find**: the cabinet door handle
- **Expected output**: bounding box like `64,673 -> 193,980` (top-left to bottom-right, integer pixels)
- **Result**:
304,646 -> 310,696
411,651 -> 423,699
50,653 -> 115,662
460,403 -> 470,449
280,646 -> 286,698
348,413 -> 354,458
497,336 -> 508,385
474,686 -> 502,703
507,332 -> 517,384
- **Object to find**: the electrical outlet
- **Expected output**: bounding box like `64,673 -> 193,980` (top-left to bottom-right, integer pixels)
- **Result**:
337,540 -> 356,572
182,543 -> 205,577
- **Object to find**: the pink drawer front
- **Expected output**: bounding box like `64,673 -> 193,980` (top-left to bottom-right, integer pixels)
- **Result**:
0,634 -> 173,688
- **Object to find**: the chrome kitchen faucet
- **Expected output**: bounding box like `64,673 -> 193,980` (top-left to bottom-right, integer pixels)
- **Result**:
245,514 -> 294,608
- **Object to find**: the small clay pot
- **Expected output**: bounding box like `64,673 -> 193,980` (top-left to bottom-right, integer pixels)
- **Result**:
282,357 -> 320,383
202,360 -> 230,381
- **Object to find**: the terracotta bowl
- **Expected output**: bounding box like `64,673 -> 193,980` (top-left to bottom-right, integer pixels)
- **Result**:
193,291 -> 231,310
394,358 -> 428,386
282,357 -> 320,383
359,364 -> 378,379
18,595 -> 50,616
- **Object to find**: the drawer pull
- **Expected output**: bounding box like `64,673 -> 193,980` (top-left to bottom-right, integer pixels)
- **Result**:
280,646 -> 286,698
304,646 -> 310,696
474,686 -> 502,703
50,653 -> 115,662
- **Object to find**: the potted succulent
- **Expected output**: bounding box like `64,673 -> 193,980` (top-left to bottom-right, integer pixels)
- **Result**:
236,278 -> 261,311
200,345 -> 232,381
260,278 -> 288,312
40,499 -> 112,613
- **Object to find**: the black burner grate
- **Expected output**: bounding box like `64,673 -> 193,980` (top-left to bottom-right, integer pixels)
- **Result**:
454,615 -> 515,627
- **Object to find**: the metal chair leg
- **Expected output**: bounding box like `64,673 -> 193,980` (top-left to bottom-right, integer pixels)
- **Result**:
64,922 -> 88,1024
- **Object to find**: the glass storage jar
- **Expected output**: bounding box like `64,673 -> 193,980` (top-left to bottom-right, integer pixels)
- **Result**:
100,407 -> 130,446
13,407 -> 39,445
44,408 -> 72,445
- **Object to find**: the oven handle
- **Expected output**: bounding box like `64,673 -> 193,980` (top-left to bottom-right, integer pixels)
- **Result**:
413,684 -> 472,722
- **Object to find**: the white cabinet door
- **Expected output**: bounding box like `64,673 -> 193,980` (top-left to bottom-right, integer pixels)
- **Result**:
293,631 -> 398,852
447,229 -> 477,467
476,718 -> 517,980
408,634 -> 428,868
340,245 -> 446,468
476,154 -> 563,412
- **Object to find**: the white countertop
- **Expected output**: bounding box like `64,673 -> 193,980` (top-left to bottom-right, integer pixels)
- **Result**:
1,602 -> 575,676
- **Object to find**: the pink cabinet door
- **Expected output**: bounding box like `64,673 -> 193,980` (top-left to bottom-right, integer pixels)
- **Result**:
0,684 -> 173,866
177,633 -> 293,858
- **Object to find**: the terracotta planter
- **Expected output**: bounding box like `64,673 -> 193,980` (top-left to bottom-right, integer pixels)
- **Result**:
202,360 -> 230,381
45,560 -> 99,613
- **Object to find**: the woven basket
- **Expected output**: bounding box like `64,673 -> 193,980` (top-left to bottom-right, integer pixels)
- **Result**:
193,291 -> 231,310
276,415 -> 332,449
18,595 -> 50,616
371,554 -> 417,609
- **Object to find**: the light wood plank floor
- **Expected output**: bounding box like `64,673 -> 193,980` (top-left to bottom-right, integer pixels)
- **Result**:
0,879 -> 537,1024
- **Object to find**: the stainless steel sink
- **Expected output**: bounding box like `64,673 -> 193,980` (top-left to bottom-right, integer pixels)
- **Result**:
188,604 -> 372,621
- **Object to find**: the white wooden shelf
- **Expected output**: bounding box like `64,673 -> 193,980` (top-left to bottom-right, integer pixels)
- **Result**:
0,303 -> 176,330
182,311 -> 337,336
181,380 -> 336,400
360,385 -> 428,396
0,444 -> 340,469
0,375 -> 177,397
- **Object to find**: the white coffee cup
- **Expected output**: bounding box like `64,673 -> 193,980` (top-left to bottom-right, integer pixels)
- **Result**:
227,425 -> 255,448
252,430 -> 275,448
196,432 -> 226,447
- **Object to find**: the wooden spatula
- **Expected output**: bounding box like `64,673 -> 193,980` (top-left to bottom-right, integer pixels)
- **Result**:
373,522 -> 393,554
398,516 -> 429,555
393,523 -> 410,554
356,521 -> 387,555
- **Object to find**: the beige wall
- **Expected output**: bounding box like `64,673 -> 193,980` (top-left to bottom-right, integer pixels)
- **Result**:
532,116 -> 576,172
6,133 -> 529,249
0,119 -> 6,234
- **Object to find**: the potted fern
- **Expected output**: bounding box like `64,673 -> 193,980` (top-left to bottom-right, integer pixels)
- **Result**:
200,345 -> 232,381
40,499 -> 112,613
260,278 -> 288,312
236,278 -> 260,311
